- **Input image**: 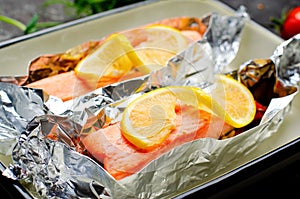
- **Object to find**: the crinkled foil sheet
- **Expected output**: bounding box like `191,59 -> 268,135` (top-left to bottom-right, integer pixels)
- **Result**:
0,85 -> 46,155
1,6 -> 300,199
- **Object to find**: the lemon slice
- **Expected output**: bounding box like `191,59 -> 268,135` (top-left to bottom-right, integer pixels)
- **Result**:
203,74 -> 256,128
135,48 -> 177,72
120,75 -> 256,149
75,26 -> 189,84
75,33 -> 143,85
134,25 -> 189,73
135,25 -> 189,52
120,86 -> 202,150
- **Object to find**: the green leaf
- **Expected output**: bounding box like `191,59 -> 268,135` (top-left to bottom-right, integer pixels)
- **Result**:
43,0 -> 73,7
35,21 -> 62,29
0,15 -> 26,31
24,14 -> 39,34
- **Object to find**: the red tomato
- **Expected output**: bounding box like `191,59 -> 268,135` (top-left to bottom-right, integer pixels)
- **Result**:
281,6 -> 300,40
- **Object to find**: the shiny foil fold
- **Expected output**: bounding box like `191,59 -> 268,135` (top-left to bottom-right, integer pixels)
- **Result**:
0,84 -> 46,155
271,33 -> 300,85
1,7 -> 299,199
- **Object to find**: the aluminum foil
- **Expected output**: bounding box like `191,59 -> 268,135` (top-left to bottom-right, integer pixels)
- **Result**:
271,34 -> 300,85
0,84 -> 46,155
1,7 -> 300,199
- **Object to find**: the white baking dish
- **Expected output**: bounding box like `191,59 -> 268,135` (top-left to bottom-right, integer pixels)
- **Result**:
0,0 -> 299,197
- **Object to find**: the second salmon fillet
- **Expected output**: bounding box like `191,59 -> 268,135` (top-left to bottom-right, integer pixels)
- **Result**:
82,105 -> 233,180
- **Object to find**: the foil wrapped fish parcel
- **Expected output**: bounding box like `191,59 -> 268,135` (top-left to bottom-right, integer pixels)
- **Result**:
1,6 -> 300,199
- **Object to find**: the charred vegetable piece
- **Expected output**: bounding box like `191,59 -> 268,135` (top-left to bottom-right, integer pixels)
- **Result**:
238,59 -> 297,106
238,59 -> 277,106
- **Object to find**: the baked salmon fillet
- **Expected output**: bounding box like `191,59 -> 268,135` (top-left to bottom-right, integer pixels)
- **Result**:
26,69 -> 144,101
24,17 -> 206,101
82,105 -> 233,180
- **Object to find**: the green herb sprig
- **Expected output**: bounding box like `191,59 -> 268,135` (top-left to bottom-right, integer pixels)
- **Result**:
0,0 -> 144,36
0,14 -> 60,34
43,0 -> 145,18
